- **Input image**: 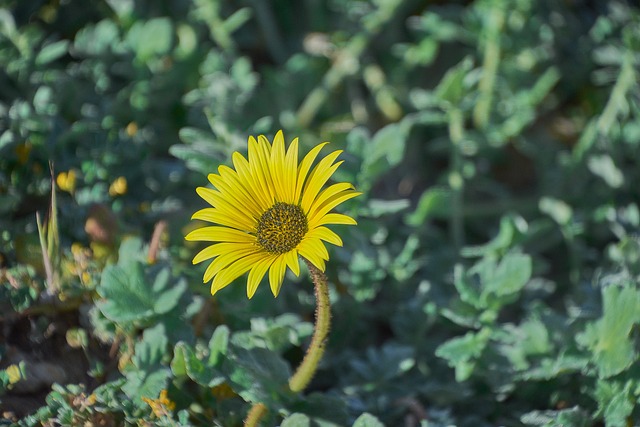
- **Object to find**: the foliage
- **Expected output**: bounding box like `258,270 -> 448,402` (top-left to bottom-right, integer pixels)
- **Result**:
1,0 -> 640,426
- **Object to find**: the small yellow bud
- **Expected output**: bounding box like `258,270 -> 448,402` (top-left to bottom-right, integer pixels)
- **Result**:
56,170 -> 77,193
109,177 -> 127,197
126,122 -> 138,137
6,364 -> 21,384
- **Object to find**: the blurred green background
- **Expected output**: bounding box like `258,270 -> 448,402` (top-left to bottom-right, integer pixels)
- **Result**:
1,0 -> 640,426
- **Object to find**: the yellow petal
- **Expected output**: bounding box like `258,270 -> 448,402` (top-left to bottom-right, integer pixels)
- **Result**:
283,137 -> 299,203
295,142 -> 329,203
269,131 -> 287,201
232,151 -> 272,210
307,226 -> 343,247
203,246 -> 260,282
306,182 -> 355,220
268,256 -> 288,297
305,238 -> 329,260
211,252 -> 265,295
298,242 -> 326,272
284,249 -> 300,276
195,187 -> 256,227
246,255 -> 277,298
192,242 -> 255,264
311,213 -> 357,227
210,168 -> 261,217
300,151 -> 344,212
192,208 -> 253,231
185,226 -> 255,243
248,136 -> 276,203
308,190 -> 361,227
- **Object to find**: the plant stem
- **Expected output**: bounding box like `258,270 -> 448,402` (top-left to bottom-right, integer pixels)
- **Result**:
473,4 -> 504,129
289,259 -> 331,393
448,108 -> 465,251
243,260 -> 331,425
244,403 -> 267,427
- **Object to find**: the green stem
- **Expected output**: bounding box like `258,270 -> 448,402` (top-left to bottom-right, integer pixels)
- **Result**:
244,403 -> 267,427
296,0 -> 403,126
473,4 -> 504,129
289,259 -> 331,393
448,108 -> 465,251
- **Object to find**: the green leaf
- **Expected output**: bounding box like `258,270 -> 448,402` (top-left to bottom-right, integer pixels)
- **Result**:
352,413 -> 385,427
127,18 -> 173,61
73,19 -> 119,55
576,283 -> 640,378
281,413 -> 311,427
227,347 -> 291,406
461,215 -> 526,257
35,40 -> 69,65
123,368 -> 171,405
97,263 -> 154,322
435,328 -> 491,381
133,324 -> 168,368
539,197 -> 572,226
97,263 -> 186,323
594,379 -> 634,427
588,154 -> 624,188
433,56 -> 473,106
521,407 -> 591,426
359,120 -> 413,190
406,187 -> 452,225
289,393 -> 350,426
171,342 -> 225,387
208,325 -> 230,366
480,253 -> 532,300
123,325 -> 171,404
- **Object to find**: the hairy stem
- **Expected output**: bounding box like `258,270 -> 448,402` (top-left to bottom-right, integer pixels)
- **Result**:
244,403 -> 267,427
289,259 -> 331,393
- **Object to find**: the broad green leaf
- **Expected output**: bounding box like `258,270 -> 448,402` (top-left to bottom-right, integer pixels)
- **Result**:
352,413 -> 385,427
289,393 -> 350,427
594,380 -> 634,427
359,120 -> 412,190
127,18 -> 173,61
588,154 -> 624,188
35,40 -> 69,65
97,262 -> 186,323
123,368 -> 170,405
435,328 -> 491,381
539,197 -> 572,226
97,263 -> 154,322
171,342 -> 224,387
281,413 -> 311,427
481,253 -> 531,299
227,347 -> 291,405
208,325 -> 230,366
521,407 -> 591,426
73,19 -> 119,55
134,324 -> 167,368
122,326 -> 171,404
576,283 -> 640,378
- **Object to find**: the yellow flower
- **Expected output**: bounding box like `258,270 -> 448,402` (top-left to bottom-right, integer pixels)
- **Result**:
126,121 -> 138,137
186,130 -> 360,298
109,176 -> 127,196
5,364 -> 21,384
56,170 -> 77,193
142,389 -> 175,418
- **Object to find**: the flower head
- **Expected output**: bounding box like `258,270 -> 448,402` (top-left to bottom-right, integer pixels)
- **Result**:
186,130 -> 360,298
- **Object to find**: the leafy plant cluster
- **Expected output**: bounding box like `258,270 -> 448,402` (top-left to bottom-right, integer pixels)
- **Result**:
1,0 -> 640,426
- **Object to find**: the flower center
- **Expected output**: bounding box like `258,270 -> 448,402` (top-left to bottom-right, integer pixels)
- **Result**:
256,202 -> 308,254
